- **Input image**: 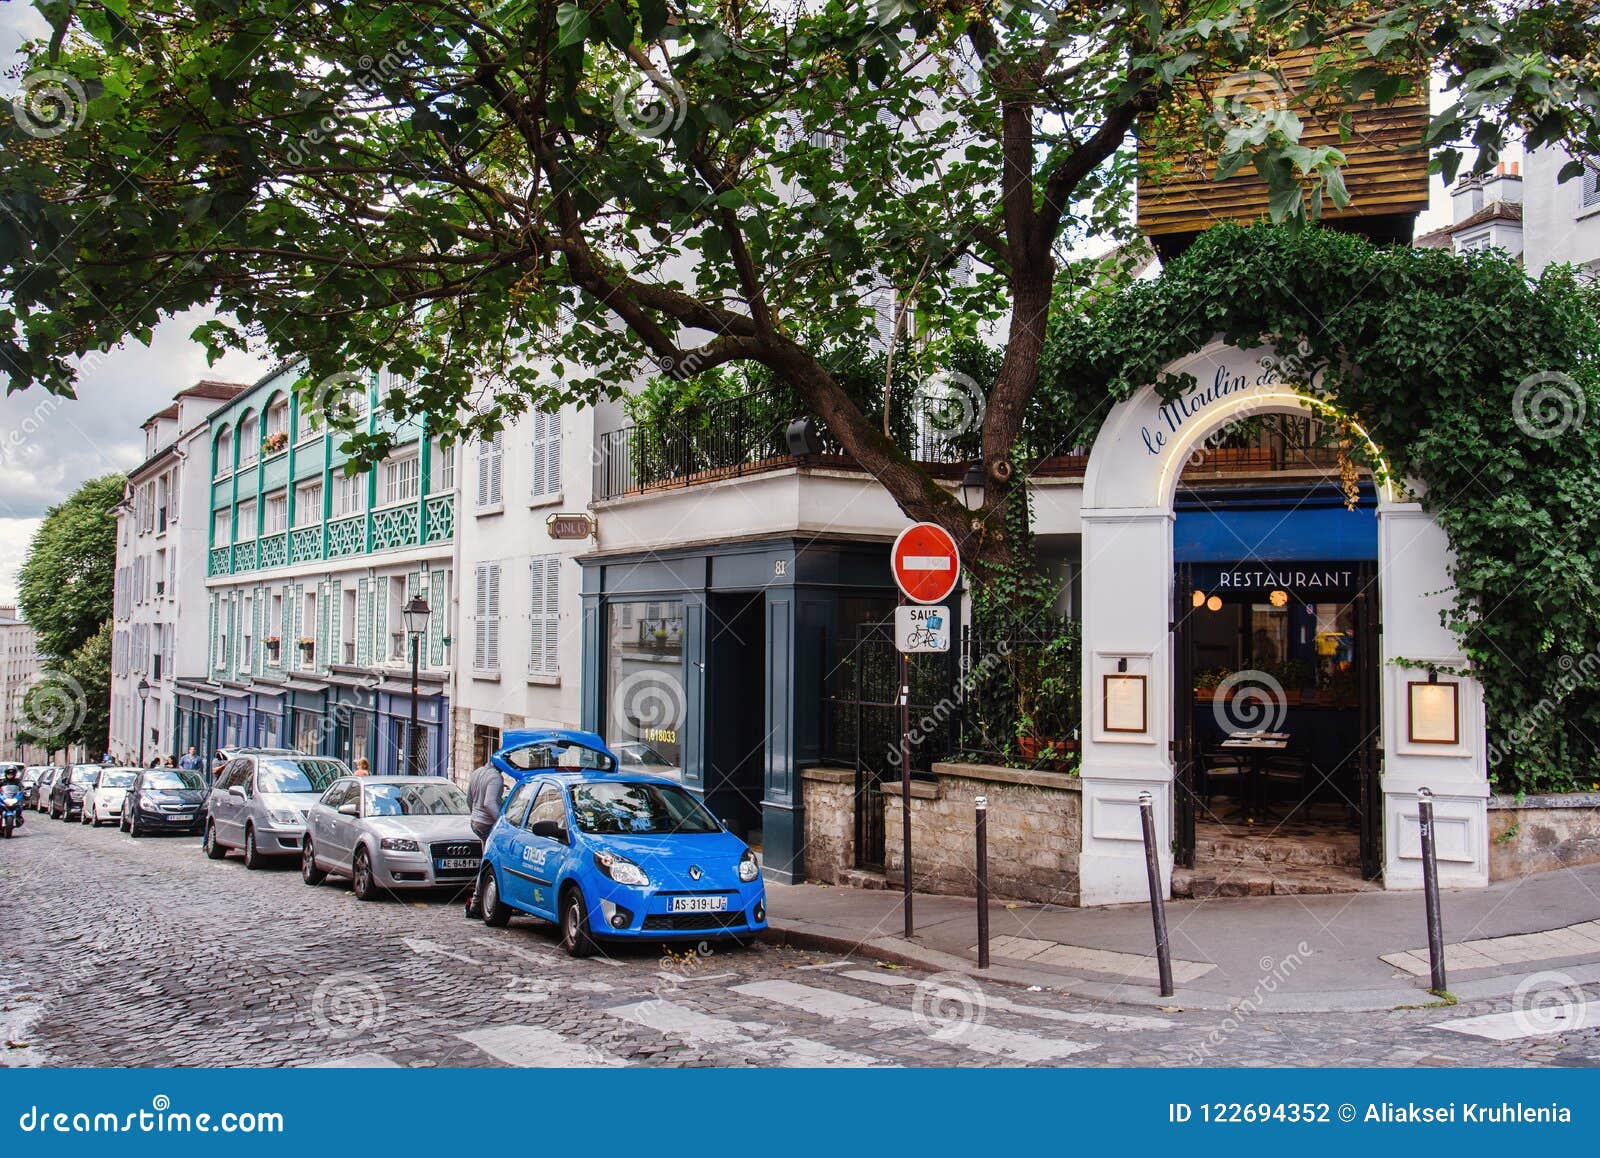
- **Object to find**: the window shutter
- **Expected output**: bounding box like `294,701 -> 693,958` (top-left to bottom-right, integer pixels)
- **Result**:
429,569 -> 447,667
528,555 -> 560,676
477,432 -> 503,508
485,563 -> 501,671
530,412 -> 561,498
326,581 -> 341,673
356,579 -> 372,666
292,583 -> 304,659
473,565 -> 488,671
208,600 -> 217,670
225,597 -> 237,678
317,581 -> 330,673
372,575 -> 388,661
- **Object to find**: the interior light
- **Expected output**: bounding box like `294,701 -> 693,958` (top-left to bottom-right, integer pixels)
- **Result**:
1269,589 -> 1289,608
1206,595 -> 1223,612
1192,589 -> 1206,608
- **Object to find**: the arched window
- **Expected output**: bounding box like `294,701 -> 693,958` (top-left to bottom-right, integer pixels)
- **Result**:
263,395 -> 289,454
238,411 -> 260,466
213,427 -> 233,479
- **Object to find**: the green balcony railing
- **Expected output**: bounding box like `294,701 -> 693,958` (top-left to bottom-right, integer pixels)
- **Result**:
208,545 -> 231,576
327,515 -> 364,557
258,532 -> 288,569
371,504 -> 419,550
424,494 -> 454,543
289,526 -> 322,563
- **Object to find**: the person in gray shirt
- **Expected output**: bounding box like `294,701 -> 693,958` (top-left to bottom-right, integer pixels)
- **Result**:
464,762 -> 507,918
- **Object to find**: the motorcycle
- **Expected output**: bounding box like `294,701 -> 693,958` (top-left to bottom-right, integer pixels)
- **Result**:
0,782 -> 23,838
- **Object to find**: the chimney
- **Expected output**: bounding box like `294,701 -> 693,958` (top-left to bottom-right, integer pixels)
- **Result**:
1481,159 -> 1523,205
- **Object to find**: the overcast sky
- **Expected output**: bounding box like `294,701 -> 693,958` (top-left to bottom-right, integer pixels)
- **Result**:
0,4 -> 1460,607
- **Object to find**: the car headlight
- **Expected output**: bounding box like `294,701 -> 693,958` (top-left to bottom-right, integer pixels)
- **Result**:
593,850 -> 650,886
738,849 -> 761,882
267,808 -> 303,827
379,837 -> 419,852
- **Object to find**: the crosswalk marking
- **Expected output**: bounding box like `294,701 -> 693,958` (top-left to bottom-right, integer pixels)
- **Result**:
458,1024 -> 625,1067
731,979 -> 1095,1062
1431,1003 -> 1600,1041
608,996 -> 888,1066
299,1052 -> 402,1068
840,970 -> 1173,1032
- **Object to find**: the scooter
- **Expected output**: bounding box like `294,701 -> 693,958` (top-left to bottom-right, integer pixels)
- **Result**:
0,782 -> 24,838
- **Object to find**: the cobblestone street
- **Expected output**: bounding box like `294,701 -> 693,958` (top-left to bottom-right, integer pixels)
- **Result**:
3,817 -> 1598,1069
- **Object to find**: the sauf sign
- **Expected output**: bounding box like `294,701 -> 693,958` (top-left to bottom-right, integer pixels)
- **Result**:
891,522 -> 960,655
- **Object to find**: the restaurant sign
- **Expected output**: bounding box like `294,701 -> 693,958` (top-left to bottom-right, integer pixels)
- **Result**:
1193,562 -> 1361,597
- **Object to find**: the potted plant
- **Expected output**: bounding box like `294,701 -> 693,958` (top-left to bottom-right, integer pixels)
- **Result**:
264,430 -> 288,454
263,634 -> 281,661
298,636 -> 316,661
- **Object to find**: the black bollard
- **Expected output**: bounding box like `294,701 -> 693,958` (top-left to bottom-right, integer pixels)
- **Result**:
1138,791 -> 1175,997
1418,787 -> 1448,994
975,795 -> 990,969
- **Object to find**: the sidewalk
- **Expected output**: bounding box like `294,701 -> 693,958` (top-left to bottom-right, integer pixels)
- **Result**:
763,864 -> 1600,1013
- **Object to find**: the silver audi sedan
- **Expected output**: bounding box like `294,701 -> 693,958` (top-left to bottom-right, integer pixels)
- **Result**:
300,777 -> 482,901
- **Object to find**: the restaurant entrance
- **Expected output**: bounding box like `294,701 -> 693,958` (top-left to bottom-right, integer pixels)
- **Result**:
1172,559 -> 1383,895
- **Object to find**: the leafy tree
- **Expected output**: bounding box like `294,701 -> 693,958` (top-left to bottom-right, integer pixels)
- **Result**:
16,473 -> 124,661
2,1 -> 1595,572
16,621 -> 113,758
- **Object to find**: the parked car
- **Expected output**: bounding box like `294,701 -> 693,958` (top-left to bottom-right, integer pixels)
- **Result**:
32,767 -> 58,813
475,728 -> 767,957
122,767 -> 209,837
301,776 -> 481,900
21,766 -> 53,809
201,749 -> 348,868
49,764 -> 102,820
82,767 -> 141,826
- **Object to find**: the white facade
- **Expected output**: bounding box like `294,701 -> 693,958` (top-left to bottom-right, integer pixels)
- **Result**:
1522,147 -> 1600,278
110,382 -> 245,763
0,606 -> 44,762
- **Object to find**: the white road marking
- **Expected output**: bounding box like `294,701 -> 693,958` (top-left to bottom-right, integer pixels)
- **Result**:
608,997 -> 889,1066
731,979 -> 1095,1062
793,960 -> 855,971
737,1038 -> 891,1067
841,969 -> 1172,1031
1431,1003 -> 1600,1041
404,937 -> 489,966
608,998 -> 751,1044
299,1052 -> 402,1068
458,1024 -> 626,1067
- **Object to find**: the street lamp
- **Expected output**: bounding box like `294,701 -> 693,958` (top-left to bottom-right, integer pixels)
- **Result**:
959,461 -> 985,509
402,594 -> 431,776
136,677 -> 152,767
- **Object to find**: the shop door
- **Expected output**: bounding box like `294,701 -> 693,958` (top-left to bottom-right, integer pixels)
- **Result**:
705,593 -> 766,842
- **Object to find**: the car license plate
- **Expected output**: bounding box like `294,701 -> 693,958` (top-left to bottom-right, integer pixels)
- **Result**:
669,895 -> 728,913
437,857 -> 479,870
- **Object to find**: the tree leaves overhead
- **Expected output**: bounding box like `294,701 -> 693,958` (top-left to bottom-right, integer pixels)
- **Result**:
0,1 -> 1595,563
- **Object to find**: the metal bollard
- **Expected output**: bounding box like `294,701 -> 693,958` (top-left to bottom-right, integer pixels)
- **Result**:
1138,791 -> 1175,998
975,795 -> 990,969
1418,787 -> 1448,994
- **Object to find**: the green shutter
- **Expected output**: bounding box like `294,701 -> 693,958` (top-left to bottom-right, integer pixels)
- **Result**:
356,579 -> 372,666
372,574 -> 388,663
208,599 -> 217,670
429,569 -> 447,666
328,581 -> 342,671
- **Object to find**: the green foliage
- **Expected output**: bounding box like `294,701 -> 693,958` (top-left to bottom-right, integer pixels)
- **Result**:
1042,223 -> 1600,795
17,474 -> 124,660
17,621 -> 113,757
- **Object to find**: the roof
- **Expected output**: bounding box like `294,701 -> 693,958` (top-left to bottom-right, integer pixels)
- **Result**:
1415,200 -> 1524,250
175,379 -> 250,401
142,403 -> 180,427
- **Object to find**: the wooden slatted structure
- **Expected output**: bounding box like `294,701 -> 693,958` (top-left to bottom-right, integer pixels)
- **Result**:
1137,46 -> 1430,249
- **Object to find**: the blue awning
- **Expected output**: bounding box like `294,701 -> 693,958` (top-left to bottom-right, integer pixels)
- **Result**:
1175,488 -> 1377,564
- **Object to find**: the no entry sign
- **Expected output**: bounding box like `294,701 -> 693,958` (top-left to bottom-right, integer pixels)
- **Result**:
891,522 -> 961,604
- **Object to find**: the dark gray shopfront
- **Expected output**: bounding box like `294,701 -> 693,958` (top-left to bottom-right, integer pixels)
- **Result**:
580,535 -> 905,884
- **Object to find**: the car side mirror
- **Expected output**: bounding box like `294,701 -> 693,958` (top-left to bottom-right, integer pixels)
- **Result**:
337,802 -> 359,817
227,784 -> 246,798
529,819 -> 567,843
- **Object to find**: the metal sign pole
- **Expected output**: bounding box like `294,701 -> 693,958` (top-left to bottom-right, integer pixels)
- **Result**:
899,593 -> 914,939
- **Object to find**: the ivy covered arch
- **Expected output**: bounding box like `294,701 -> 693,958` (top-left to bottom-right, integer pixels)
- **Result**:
1041,224 -> 1600,795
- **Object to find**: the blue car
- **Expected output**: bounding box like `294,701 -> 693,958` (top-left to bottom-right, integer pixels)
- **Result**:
475,729 -> 767,956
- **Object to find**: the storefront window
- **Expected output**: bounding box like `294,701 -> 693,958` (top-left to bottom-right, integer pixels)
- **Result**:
605,599 -> 686,777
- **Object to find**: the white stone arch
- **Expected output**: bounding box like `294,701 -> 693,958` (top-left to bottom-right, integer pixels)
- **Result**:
1076,339 -> 1488,905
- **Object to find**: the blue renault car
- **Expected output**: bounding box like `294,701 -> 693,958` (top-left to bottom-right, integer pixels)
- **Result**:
475,729 -> 767,956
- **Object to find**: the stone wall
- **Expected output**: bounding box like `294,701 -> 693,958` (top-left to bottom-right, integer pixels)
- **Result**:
883,761 -> 1082,906
800,766 -> 856,884
1488,792 -> 1600,880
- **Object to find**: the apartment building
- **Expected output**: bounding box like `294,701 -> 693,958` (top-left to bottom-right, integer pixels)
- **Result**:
110,380 -> 247,763
0,604 -> 44,762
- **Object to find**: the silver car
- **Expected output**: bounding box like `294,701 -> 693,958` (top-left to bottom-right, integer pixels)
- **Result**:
201,749 -> 348,868
301,776 -> 482,901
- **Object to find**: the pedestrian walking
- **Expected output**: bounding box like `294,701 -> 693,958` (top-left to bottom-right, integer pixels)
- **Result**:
463,759 -> 508,918
178,747 -> 200,771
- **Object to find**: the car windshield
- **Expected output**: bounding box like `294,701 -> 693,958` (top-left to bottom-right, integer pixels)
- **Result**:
501,740 -> 616,773
144,771 -> 204,790
569,782 -> 721,836
363,782 -> 468,817
258,758 -> 344,794
70,767 -> 98,784
99,770 -> 138,788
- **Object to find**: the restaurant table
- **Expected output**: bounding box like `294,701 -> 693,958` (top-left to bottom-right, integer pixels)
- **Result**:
1219,733 -> 1290,821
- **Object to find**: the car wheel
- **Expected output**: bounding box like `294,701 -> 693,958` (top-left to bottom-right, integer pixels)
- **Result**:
479,868 -> 511,928
203,819 -> 228,859
129,811 -> 143,838
560,887 -> 597,959
351,847 -> 377,901
120,812 -> 130,833
301,838 -> 326,886
243,825 -> 264,869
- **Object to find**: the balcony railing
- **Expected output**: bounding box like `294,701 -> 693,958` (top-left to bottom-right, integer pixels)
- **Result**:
424,494 -> 454,542
289,526 -> 323,563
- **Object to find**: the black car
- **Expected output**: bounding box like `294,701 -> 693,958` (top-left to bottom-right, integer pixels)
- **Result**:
49,763 -> 101,820
122,768 -> 209,836
32,767 -> 58,812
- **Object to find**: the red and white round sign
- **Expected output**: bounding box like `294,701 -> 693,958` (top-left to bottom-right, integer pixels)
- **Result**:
890,522 -> 961,604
